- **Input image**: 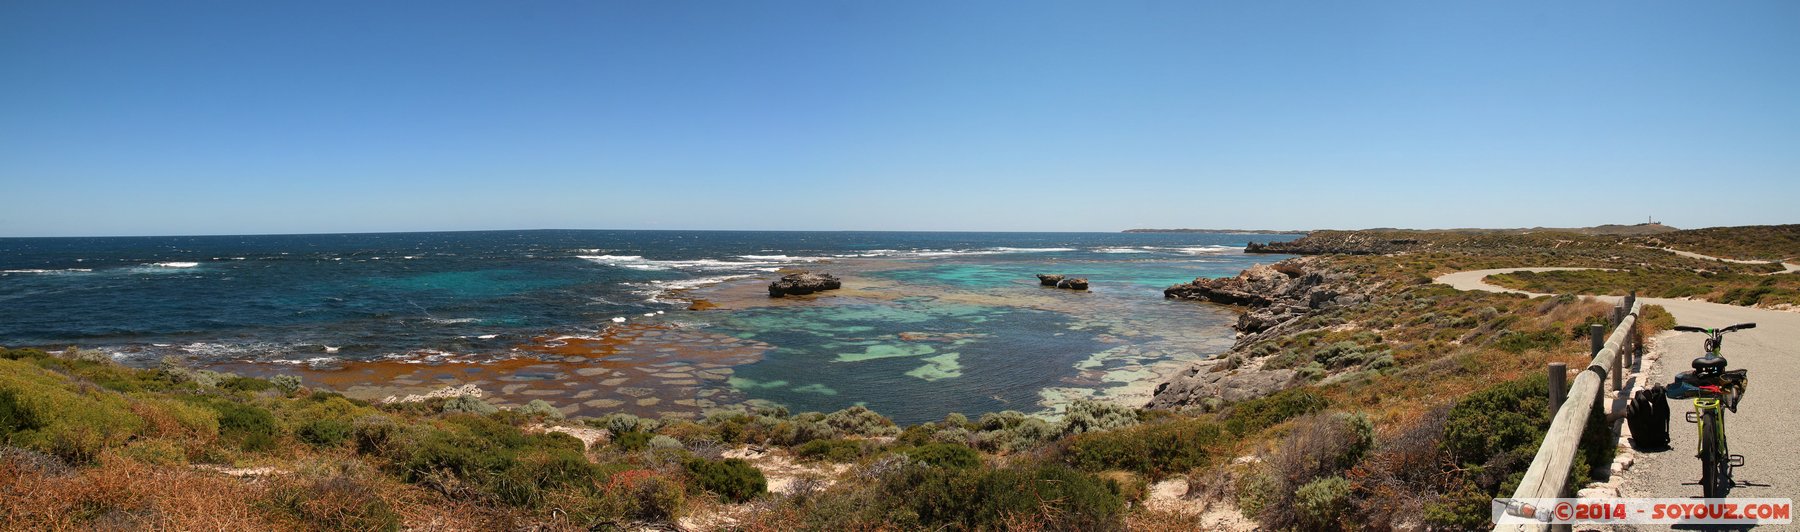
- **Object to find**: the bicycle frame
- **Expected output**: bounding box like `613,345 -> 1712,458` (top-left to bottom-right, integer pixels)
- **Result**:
1688,395 -> 1741,498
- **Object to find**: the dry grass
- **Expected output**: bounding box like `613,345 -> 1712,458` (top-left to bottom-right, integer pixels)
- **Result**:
0,452 -> 274,531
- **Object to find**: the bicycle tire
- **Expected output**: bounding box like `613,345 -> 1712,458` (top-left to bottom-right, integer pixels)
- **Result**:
1700,410 -> 1729,498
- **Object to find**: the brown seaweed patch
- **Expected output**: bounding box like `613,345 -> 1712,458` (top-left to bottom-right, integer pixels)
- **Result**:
206,322 -> 769,420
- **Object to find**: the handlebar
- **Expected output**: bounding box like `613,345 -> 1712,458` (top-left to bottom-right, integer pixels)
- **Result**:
1674,323 -> 1757,354
1673,323 -> 1756,334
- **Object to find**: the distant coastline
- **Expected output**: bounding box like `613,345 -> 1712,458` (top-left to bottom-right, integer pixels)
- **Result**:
1121,228 -> 1309,235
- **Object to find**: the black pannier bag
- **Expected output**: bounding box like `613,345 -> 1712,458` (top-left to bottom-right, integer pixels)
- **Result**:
1627,384 -> 1671,450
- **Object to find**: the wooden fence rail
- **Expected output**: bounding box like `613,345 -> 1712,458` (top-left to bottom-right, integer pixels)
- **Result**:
1494,294 -> 1639,532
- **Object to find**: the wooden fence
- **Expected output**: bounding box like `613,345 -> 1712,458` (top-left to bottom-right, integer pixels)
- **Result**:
1494,294 -> 1640,532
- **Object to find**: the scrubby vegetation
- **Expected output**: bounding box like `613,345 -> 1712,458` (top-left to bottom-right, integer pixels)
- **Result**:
5,225 -> 1763,530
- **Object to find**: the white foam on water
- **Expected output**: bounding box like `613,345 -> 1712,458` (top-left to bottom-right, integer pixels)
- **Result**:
611,317 -> 627,323
738,254 -> 830,262
477,334 -> 499,339
150,262 -> 200,268
425,317 -> 482,325
2,268 -> 94,274
1094,247 -> 1152,254
647,274 -> 759,291
1173,245 -> 1239,255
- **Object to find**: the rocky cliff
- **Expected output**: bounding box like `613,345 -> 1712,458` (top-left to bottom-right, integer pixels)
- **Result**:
1149,257 -> 1372,409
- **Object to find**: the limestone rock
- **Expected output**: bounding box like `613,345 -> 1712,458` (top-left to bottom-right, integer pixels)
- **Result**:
768,271 -> 842,297
1036,274 -> 1064,286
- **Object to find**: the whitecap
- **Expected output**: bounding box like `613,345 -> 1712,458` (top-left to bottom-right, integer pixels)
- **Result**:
150,262 -> 200,268
1173,245 -> 1239,255
2,268 -> 94,274
578,254 -> 785,272
1094,247 -> 1152,254
738,254 -> 829,262
476,334 -> 499,340
611,317 -> 627,323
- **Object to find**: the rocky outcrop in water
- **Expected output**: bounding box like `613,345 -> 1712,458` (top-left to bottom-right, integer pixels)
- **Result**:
768,271 -> 842,297
1163,258 -> 1363,336
1149,257 -> 1373,410
1036,274 -> 1087,290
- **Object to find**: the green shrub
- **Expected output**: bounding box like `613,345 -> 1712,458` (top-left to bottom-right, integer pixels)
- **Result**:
823,405 -> 900,437
518,399 -> 564,420
220,376 -> 276,392
903,442 -> 981,469
684,457 -> 766,503
1060,399 -> 1139,435
1062,418 -> 1223,478
0,359 -> 145,463
888,461 -> 1125,531
299,418 -> 353,447
495,448 -> 602,507
973,412 -> 1057,454
441,394 -> 497,415
270,374 -> 302,395
613,431 -> 652,452
1222,387 -> 1329,436
351,414 -> 401,455
1296,475 -> 1352,530
195,398 -> 280,452
795,438 -> 870,462
648,435 -> 683,450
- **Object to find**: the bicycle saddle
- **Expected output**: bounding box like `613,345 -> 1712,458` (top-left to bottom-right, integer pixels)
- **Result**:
1692,355 -> 1727,373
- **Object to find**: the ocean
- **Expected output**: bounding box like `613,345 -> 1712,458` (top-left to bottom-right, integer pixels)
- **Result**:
0,230 -> 1298,424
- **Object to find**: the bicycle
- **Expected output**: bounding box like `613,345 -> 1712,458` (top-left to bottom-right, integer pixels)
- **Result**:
1665,323 -> 1754,498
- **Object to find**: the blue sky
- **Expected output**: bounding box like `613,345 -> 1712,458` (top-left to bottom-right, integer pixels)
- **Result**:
2,1 -> 1795,236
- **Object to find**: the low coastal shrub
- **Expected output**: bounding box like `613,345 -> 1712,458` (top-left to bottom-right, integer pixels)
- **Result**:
795,438 -> 872,462
1247,412 -> 1373,530
517,399 -> 564,420
1061,418 -> 1224,478
1060,399 -> 1139,435
0,359 -> 145,463
884,461 -> 1125,531
822,405 -> 900,437
441,394 -> 498,415
684,457 -> 766,503
187,397 -> 280,452
613,430 -> 653,452
972,410 -> 1058,454
902,442 -> 981,469
270,374 -> 302,395
1221,387 -> 1329,436
1295,475 -> 1353,530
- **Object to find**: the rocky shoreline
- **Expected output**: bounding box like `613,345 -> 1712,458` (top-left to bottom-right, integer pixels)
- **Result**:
1148,257 -> 1373,409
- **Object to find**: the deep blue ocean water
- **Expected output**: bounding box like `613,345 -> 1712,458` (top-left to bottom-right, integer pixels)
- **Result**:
0,230 -> 1297,422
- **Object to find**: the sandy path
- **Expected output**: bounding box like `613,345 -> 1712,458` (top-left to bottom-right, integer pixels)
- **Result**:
1433,263 -> 1800,520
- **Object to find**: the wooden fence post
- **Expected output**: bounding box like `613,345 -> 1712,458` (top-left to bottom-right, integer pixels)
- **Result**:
1549,362 -> 1567,417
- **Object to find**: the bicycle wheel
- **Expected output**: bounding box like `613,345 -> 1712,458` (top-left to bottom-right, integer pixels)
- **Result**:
1701,411 -> 1728,498
1701,432 -> 1719,498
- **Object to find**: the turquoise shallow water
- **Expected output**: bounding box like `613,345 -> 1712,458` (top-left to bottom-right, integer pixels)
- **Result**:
0,230 -> 1295,423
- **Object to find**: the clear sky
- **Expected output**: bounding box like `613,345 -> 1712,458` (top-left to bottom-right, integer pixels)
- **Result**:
2,1 -> 1795,237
